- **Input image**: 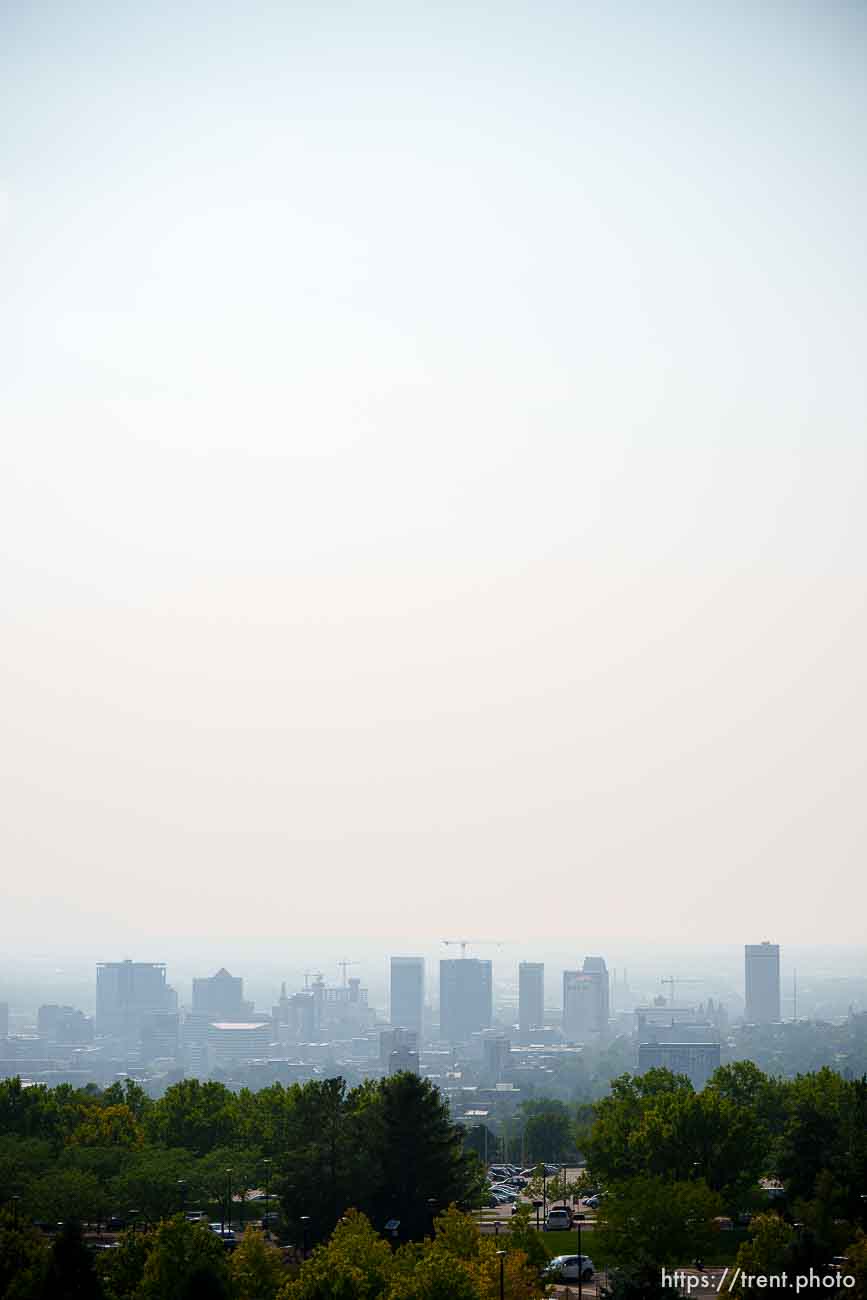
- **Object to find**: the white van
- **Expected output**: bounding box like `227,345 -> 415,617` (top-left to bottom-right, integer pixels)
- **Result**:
544,1207 -> 573,1231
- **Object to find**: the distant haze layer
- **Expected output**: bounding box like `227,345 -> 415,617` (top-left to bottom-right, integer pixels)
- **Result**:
1,1 -> 865,946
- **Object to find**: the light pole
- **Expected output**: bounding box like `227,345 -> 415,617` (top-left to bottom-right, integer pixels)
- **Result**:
497,1247 -> 506,1300
575,1212 -> 585,1300
300,1214 -> 310,1259
11,1195 -> 20,1228
177,1180 -> 188,1217
128,1209 -> 139,1236
262,1159 -> 273,1235
224,1168 -> 233,1234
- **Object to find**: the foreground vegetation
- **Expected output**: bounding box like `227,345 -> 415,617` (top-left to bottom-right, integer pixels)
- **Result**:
1,1059 -> 867,1296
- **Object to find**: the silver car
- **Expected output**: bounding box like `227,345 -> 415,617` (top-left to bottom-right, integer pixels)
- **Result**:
543,1254 -> 594,1284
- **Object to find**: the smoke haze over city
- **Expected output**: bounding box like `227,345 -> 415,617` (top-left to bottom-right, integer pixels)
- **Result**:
2,1 -> 866,951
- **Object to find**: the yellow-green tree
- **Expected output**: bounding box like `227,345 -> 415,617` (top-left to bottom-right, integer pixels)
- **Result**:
67,1104 -> 144,1149
230,1228 -> 287,1300
136,1215 -> 230,1300
277,1209 -> 394,1300
729,1213 -> 795,1299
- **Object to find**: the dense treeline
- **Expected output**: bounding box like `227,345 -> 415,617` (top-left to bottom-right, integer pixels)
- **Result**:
581,1061 -> 867,1297
0,1072 -> 483,1243
3,1062 -> 867,1297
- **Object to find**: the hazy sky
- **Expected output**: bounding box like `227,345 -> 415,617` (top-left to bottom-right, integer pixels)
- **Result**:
2,1 -> 866,951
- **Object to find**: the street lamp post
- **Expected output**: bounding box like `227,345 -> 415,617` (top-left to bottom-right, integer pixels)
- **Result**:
128,1210 -> 139,1236
575,1212 -> 585,1300
497,1248 -> 506,1300
300,1214 -> 310,1259
262,1159 -> 273,1235
177,1180 -> 187,1217
11,1195 -> 20,1228
225,1168 -> 233,1235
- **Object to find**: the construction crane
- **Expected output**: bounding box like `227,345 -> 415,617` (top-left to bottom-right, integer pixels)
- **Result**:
337,959 -> 359,986
660,976 -> 703,1005
442,939 -> 504,959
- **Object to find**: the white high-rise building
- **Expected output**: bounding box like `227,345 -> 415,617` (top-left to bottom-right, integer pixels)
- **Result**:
745,942 -> 781,1023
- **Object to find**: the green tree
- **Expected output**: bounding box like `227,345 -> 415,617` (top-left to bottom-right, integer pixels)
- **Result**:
136,1215 -> 230,1300
278,1209 -> 394,1299
0,1209 -> 49,1300
107,1147 -> 197,1225
500,1204 -> 547,1272
520,1100 -> 573,1164
24,1169 -> 106,1228
359,1073 -> 484,1241
729,1213 -> 795,1299
843,1230 -> 867,1300
100,1081 -> 152,1124
599,1262 -> 669,1299
276,1078 -> 357,1246
94,1228 -> 153,1300
40,1219 -> 104,1300
146,1080 -> 239,1154
594,1176 -> 722,1271
229,1228 -> 286,1300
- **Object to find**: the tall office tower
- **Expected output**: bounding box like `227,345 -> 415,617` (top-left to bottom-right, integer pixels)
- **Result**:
192,968 -> 253,1020
745,942 -> 781,1023
518,962 -> 545,1032
583,956 -> 610,1028
562,971 -> 595,1039
439,958 -> 492,1043
95,961 -> 178,1039
390,957 -> 425,1037
562,956 -> 609,1039
0,1002 -> 8,1038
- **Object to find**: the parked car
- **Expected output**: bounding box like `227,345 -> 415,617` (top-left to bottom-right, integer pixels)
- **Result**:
543,1255 -> 594,1284
185,1210 -> 208,1223
208,1224 -> 236,1245
544,1207 -> 573,1231
584,1194 -> 601,1209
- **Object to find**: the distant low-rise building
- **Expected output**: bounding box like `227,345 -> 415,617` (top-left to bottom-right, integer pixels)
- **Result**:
38,1005 -> 94,1044
637,1041 -> 721,1090
379,1027 -> 419,1074
207,1021 -> 271,1070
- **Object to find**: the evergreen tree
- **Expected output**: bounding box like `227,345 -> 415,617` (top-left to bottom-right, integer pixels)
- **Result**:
41,1220 -> 104,1300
